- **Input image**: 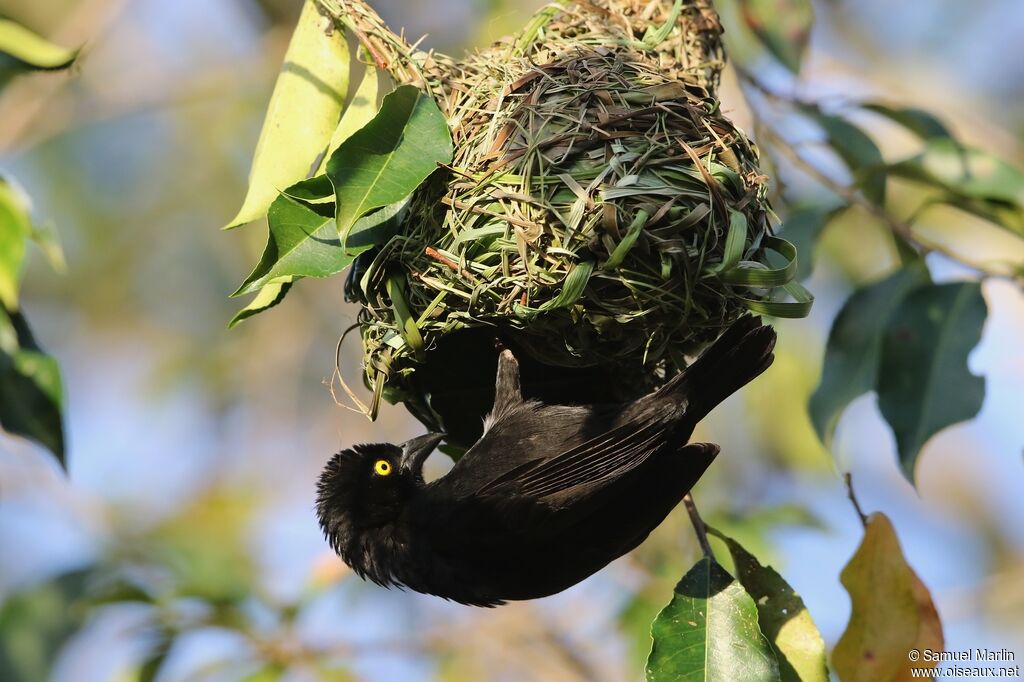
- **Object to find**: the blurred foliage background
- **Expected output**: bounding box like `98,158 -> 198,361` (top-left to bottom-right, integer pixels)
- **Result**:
0,0 -> 1022,680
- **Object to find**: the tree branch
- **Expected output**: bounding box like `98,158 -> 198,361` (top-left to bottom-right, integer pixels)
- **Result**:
735,67 -> 1023,287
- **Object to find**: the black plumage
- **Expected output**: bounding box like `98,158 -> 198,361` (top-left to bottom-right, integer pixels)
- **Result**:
316,316 -> 776,606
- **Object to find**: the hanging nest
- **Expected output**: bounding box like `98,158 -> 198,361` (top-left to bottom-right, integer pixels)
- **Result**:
324,0 -> 808,446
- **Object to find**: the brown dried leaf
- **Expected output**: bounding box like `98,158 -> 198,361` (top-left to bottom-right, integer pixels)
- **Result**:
833,513 -> 944,682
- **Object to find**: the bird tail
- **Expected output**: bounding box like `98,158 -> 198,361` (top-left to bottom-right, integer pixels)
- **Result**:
664,315 -> 777,423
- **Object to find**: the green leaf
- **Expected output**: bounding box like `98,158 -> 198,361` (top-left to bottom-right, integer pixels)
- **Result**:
0,305 -> 65,465
0,569 -> 91,682
282,174 -> 334,204
923,195 -> 1024,237
342,194 -> 413,250
710,530 -> 828,682
641,0 -> 685,48
720,236 -> 798,288
228,277 -> 293,328
713,209 -> 748,274
812,113 -> 886,206
0,177 -> 65,306
386,274 -> 424,355
833,513 -> 944,682
739,279 -> 814,318
233,185 -> 409,298
225,0 -> 350,228
888,138 -> 1024,235
514,260 -> 597,318
894,138 -> 1024,205
860,103 -> 952,140
541,259 -> 595,310
779,203 -> 845,280
736,0 -> 814,73
233,194 -> 340,295
317,65 -> 381,174
603,209 -> 650,270
327,84 -> 452,243
646,557 -> 781,682
809,263 -> 930,449
0,19 -> 76,72
0,178 -> 32,309
725,235 -> 814,319
877,282 -> 986,482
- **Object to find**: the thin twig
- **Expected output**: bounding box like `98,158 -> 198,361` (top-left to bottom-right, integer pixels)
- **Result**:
736,68 -> 1023,286
683,493 -> 714,558
844,472 -> 868,527
329,323 -> 375,418
765,125 -> 1018,283
424,246 -> 478,282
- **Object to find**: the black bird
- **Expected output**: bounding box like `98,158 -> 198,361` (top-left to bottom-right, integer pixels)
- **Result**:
316,315 -> 776,606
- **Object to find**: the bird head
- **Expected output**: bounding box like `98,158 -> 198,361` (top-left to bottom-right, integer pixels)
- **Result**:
315,433 -> 445,560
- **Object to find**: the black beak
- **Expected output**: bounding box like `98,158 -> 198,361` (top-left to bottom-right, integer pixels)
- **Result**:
399,433 -> 445,474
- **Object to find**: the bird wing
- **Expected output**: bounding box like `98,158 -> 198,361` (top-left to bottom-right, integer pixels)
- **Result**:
411,411 -> 716,599
416,411 -> 712,564
474,409 -> 671,502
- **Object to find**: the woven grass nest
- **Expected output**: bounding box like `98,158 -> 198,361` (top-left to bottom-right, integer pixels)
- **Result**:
328,0 -> 808,445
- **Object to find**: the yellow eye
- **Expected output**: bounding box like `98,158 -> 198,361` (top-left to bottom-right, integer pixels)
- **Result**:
373,459 -> 392,476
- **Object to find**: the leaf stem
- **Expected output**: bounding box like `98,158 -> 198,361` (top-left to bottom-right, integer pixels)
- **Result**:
683,493 -> 715,558
844,472 -> 868,528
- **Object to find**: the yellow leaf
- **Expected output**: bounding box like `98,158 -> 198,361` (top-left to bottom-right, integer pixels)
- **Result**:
0,19 -> 76,70
226,0 -> 349,229
833,513 -> 944,682
317,65 -> 380,174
